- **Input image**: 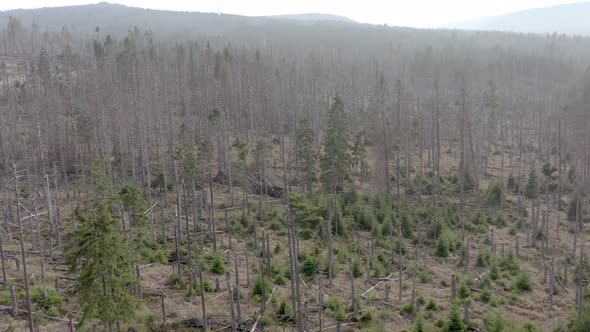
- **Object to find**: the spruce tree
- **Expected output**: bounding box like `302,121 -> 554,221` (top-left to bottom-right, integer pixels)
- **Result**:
351,130 -> 369,182
525,167 -> 538,200
175,123 -> 200,182
444,301 -> 466,332
568,195 -> 579,222
320,95 -> 350,192
66,162 -> 139,328
296,118 -> 316,194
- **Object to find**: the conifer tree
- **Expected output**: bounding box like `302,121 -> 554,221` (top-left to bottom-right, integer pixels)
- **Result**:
321,95 -> 350,192
66,162 -> 139,328
351,130 -> 369,182
175,123 -> 200,182
525,167 -> 538,200
296,118 -> 316,194
444,301 -> 466,332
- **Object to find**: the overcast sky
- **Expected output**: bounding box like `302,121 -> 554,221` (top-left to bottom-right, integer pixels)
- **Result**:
0,0 -> 581,28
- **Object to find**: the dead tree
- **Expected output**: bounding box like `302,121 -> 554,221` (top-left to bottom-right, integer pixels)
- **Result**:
14,164 -> 34,331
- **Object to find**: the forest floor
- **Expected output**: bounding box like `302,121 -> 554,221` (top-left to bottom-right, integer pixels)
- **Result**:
0,144 -> 585,332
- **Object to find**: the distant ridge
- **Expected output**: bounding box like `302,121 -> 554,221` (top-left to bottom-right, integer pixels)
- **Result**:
446,1 -> 590,35
264,13 -> 353,23
0,2 -> 356,38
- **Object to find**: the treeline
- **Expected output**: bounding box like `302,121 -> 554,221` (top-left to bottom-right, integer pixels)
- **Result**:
1,12 -> 590,192
1,8 -> 590,331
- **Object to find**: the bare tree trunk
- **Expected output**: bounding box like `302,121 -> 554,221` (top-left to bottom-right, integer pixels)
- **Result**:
349,257 -> 357,315
34,202 -> 47,298
208,169 -> 217,251
558,119 -> 562,211
327,196 -> 333,286
226,272 -> 237,332
173,161 -> 182,245
174,225 -> 182,284
195,236 -> 207,327
234,257 -> 241,325
14,164 -> 34,331
318,275 -> 323,331
0,218 -> 6,284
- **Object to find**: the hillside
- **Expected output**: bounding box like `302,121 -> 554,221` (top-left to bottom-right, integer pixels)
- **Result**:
265,13 -> 353,23
0,2 -> 355,39
0,2 -> 590,332
447,2 -> 590,35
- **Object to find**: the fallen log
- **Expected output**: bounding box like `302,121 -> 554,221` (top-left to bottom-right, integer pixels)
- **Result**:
361,274 -> 392,299
540,259 -> 569,293
251,286 -> 277,332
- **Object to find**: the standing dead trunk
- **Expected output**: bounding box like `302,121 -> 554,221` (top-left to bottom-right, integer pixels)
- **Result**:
208,169 -> 217,251
160,293 -> 167,325
349,257 -> 357,315
558,119 -> 562,211
174,225 -> 182,284
226,272 -> 237,332
464,239 -> 470,274
13,164 -> 34,331
173,161 -> 182,245
34,202 -> 48,298
234,257 -> 241,324
327,196 -> 333,286
318,275 -> 323,331
10,285 -> 17,317
0,222 -> 6,284
195,236 -> 207,327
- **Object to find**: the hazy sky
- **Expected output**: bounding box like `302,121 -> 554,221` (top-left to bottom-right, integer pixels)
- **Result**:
0,0 -> 581,27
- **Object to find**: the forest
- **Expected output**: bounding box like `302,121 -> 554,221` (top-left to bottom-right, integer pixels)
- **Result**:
1,3 -> 590,331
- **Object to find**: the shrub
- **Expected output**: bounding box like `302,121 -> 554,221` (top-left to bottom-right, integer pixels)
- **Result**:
485,312 -> 542,332
400,303 -> 415,315
458,282 -> 470,300
476,250 -> 493,268
209,255 -> 227,275
525,168 -> 538,199
335,310 -> 348,321
371,258 -> 386,278
407,263 -> 434,283
506,174 -> 516,190
326,297 -> 341,310
302,256 -> 321,278
358,309 -> 374,324
252,275 -> 273,299
567,195 -> 580,222
325,297 -> 347,321
352,258 -> 363,278
381,221 -> 393,237
435,236 -> 449,258
489,262 -> 500,280
426,299 -> 441,312
0,288 -> 13,305
499,251 -> 519,274
259,312 -> 273,326
274,274 -> 286,286
481,275 -> 492,289
417,293 -> 426,306
513,271 -> 532,292
479,289 -> 491,303
277,301 -> 293,322
31,284 -> 63,307
487,181 -> 503,206
444,301 -> 466,332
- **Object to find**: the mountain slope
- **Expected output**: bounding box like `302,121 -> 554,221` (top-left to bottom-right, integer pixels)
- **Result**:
0,2 -> 355,38
447,2 -> 590,35
265,13 -> 353,23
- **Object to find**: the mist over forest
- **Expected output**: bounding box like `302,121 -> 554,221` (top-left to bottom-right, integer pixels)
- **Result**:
0,2 -> 590,331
